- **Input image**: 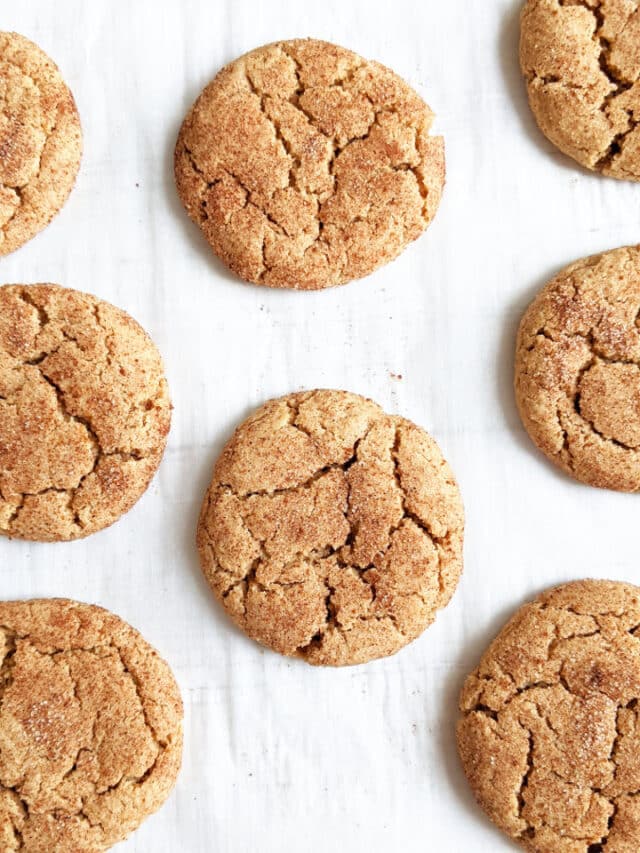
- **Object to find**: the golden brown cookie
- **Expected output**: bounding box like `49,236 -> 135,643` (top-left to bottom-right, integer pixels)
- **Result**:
0,32 -> 82,255
458,579 -> 640,853
175,38 -> 445,289
0,284 -> 172,542
520,0 -> 640,180
197,390 -> 464,666
0,598 -> 183,853
515,246 -> 640,491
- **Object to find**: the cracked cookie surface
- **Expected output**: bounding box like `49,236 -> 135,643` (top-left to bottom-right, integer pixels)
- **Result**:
0,32 -> 82,255
0,284 -> 172,542
175,39 -> 445,290
458,579 -> 640,853
197,390 -> 464,666
520,0 -> 640,180
515,246 -> 640,491
0,598 -> 183,852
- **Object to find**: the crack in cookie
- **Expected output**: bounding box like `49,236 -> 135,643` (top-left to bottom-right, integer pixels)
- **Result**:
175,38 -> 445,289
0,32 -> 82,255
0,284 -> 171,541
515,245 -> 640,491
0,599 -> 182,853
521,0 -> 640,179
197,390 -> 464,666
458,580 -> 640,852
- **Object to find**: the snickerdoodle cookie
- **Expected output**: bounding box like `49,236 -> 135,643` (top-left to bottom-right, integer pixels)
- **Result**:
0,284 -> 171,542
458,579 -> 640,852
520,0 -> 640,180
515,246 -> 640,491
175,39 -> 445,289
0,598 -> 183,852
0,32 -> 82,255
197,390 -> 464,666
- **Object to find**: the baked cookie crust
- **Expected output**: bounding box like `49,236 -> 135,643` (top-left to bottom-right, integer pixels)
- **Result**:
175,38 -> 445,289
458,579 -> 640,852
0,284 -> 172,541
515,245 -> 640,491
520,0 -> 640,180
197,390 -> 464,666
0,32 -> 82,255
0,598 -> 183,853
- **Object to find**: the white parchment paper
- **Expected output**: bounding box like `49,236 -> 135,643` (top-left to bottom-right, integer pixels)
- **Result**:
2,1 -> 640,849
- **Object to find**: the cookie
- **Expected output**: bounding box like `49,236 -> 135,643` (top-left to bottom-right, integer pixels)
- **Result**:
0,598 -> 182,852
0,32 -> 82,255
458,579 -> 640,852
0,284 -> 172,542
515,246 -> 640,491
520,0 -> 640,180
175,38 -> 445,290
197,390 -> 464,666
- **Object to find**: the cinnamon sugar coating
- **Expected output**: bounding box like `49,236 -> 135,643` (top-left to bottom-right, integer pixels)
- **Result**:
459,580 -> 640,852
0,598 -> 183,852
0,284 -> 171,541
520,0 -> 640,180
0,32 -> 82,254
175,39 -> 445,289
197,390 -> 464,666
515,245 -> 640,491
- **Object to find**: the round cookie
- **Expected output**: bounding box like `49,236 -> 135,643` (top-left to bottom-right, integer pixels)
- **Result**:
0,598 -> 182,852
515,245 -> 640,491
175,38 -> 445,290
520,0 -> 640,180
0,284 -> 172,541
197,390 -> 464,666
458,579 -> 640,852
0,32 -> 82,255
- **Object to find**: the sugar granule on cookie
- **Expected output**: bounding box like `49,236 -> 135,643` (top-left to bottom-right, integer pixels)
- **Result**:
458,579 -> 640,852
520,0 -> 640,180
515,245 -> 640,491
0,284 -> 172,542
0,32 -> 82,254
175,38 -> 445,289
0,598 -> 183,852
197,390 -> 464,666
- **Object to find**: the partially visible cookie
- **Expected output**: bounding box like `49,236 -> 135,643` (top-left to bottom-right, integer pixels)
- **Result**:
458,579 -> 640,852
515,245 -> 640,491
520,0 -> 640,180
0,284 -> 172,541
0,32 -> 82,255
197,390 -> 464,666
175,38 -> 445,289
0,598 -> 183,852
